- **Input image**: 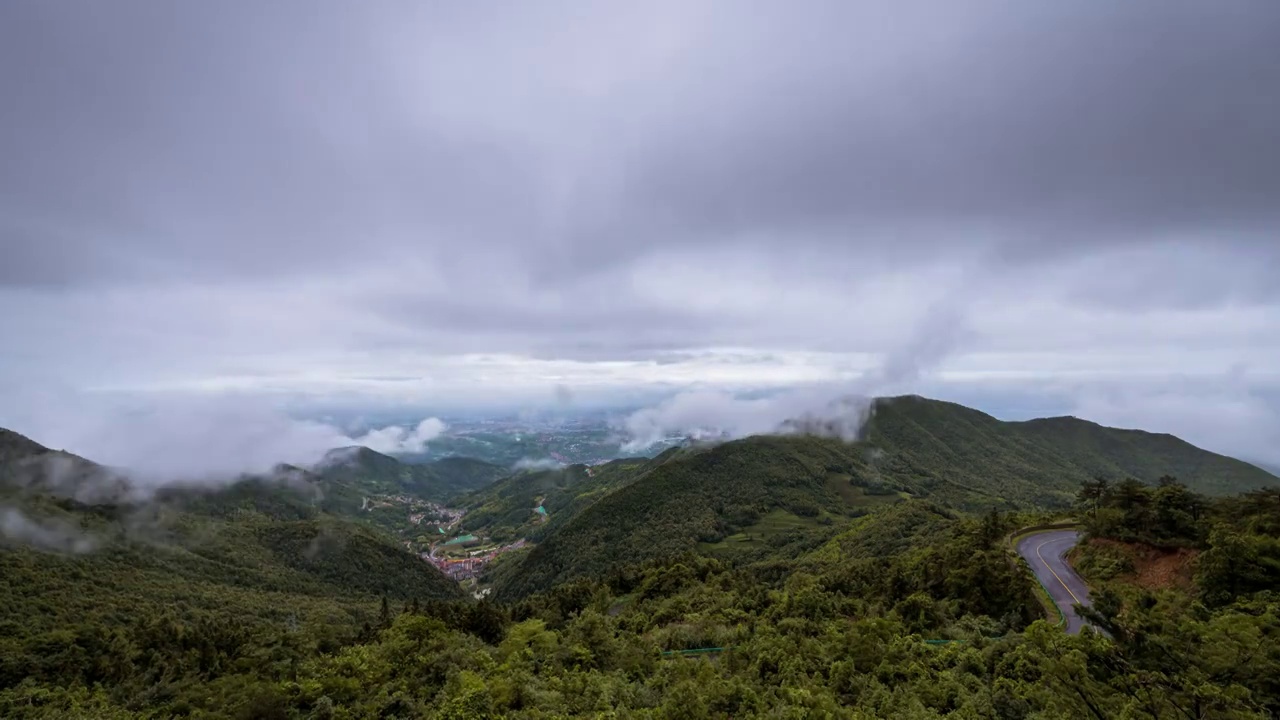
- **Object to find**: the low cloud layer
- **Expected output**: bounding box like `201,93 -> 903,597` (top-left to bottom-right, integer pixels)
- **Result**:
619,300 -> 969,450
512,457 -> 566,472
350,418 -> 447,455
619,387 -> 862,451
0,389 -> 448,486
0,507 -> 97,554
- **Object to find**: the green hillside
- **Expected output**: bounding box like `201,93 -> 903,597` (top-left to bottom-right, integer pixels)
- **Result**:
0,429 -> 132,504
864,395 -> 1276,506
492,435 -> 893,598
455,455 -> 658,543
316,446 -> 505,503
1247,459 -> 1280,480
0,429 -> 468,706
0,427 -> 48,463
0,432 -> 466,595
4,411 -> 1280,717
5,484 -> 1276,718
425,456 -> 511,492
214,447 -> 510,540
132,446 -> 507,549
492,396 -> 1277,599
0,428 -> 506,718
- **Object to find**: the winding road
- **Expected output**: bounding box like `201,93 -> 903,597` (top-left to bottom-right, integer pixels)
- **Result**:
1015,529 -> 1092,634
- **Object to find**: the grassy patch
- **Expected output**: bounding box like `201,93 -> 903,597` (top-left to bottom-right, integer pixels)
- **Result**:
698,509 -> 829,555
825,472 -> 906,508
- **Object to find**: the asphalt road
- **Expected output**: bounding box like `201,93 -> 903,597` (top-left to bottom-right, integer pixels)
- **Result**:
1015,529 -> 1092,634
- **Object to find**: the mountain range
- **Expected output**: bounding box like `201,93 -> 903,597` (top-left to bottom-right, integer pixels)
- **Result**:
482,395 -> 1278,598
3,395 -> 1276,607
3,394 -> 1279,716
0,428 -> 472,642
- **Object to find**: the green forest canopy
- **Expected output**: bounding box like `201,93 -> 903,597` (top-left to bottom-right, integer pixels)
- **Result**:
2,397 -> 1279,718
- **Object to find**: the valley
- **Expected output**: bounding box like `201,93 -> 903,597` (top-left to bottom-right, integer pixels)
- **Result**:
3,396 -> 1279,718
393,416 -> 683,468
299,397 -> 1280,605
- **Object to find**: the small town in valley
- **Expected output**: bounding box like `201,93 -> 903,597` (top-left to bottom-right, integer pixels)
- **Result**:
401,502 -> 534,582
424,538 -> 528,580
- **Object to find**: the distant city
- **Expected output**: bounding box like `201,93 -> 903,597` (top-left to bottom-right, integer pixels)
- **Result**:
395,416 -> 684,467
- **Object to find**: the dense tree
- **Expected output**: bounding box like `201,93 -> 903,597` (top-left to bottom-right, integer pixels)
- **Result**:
5,496 -> 1280,718
1077,476 -> 1110,520
4,421 -> 1280,717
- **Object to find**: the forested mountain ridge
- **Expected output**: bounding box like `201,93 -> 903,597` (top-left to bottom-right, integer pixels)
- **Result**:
0,427 -> 49,460
454,455 -> 661,543
4,408 -> 1280,716
425,455 -> 511,491
1011,414 -> 1274,495
156,447 -> 507,543
863,395 -> 1275,506
1254,460 -> 1280,478
0,427 -> 469,706
0,428 -> 131,503
1,428 -> 505,513
492,435 -> 903,599
316,445 -> 506,502
491,396 -> 1277,599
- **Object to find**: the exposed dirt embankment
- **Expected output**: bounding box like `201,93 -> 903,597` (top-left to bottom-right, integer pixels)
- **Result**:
1071,538 -> 1199,591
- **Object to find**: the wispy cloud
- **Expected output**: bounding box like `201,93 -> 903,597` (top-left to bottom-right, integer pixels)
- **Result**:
512,457 -> 564,472
619,302 -> 971,449
0,506 -> 98,554
0,389 -> 448,489
349,418 -> 447,454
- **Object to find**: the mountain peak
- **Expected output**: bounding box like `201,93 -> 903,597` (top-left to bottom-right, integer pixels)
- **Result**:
0,427 -> 53,459
321,445 -> 398,469
0,427 -> 137,504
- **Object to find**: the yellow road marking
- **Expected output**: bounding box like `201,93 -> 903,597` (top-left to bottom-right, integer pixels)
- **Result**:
1035,537 -> 1083,606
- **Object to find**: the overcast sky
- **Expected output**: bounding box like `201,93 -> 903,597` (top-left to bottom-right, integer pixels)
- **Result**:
2,1 -> 1279,473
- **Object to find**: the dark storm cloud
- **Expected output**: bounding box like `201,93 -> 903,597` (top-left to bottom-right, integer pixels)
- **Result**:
613,3 -> 1280,255
0,2 -> 547,285
3,1 -> 1278,294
